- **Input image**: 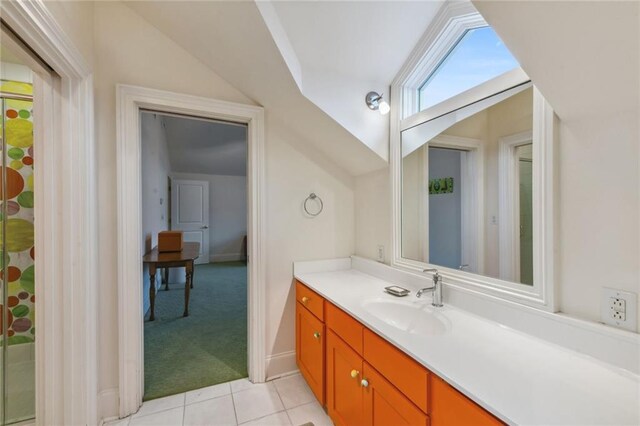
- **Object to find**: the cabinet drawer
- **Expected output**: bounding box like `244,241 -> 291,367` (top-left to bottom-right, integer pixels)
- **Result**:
296,302 -> 325,405
296,281 -> 325,321
326,303 -> 364,355
363,328 -> 429,413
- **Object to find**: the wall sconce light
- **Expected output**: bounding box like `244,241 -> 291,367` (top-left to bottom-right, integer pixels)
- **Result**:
365,91 -> 390,115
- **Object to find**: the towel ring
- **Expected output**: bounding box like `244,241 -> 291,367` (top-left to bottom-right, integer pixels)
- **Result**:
304,193 -> 324,217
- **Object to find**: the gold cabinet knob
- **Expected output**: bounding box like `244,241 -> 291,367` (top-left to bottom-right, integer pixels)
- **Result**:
361,379 -> 369,388
313,331 -> 321,340
301,296 -> 309,304
350,369 -> 359,379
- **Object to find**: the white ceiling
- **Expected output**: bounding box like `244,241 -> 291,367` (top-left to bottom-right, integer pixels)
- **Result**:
160,114 -> 247,176
270,1 -> 443,84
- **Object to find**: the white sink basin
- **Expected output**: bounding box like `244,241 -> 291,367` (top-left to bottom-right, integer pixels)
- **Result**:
361,298 -> 451,335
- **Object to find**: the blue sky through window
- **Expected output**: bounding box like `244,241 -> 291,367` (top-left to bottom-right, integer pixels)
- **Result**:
419,27 -> 520,111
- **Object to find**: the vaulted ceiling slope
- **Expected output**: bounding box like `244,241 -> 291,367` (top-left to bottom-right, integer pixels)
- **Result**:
258,1 -> 443,162
473,1 -> 639,121
125,1 -> 389,176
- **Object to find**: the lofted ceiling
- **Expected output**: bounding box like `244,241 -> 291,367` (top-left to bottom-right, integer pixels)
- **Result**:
473,1 -> 640,121
270,2 -> 442,84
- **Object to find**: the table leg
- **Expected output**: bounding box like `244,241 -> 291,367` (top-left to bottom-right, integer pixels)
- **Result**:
191,264 -> 195,289
149,264 -> 157,321
164,268 -> 170,291
184,261 -> 192,317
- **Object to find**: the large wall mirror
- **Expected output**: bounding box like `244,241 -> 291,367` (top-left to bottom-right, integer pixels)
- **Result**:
393,79 -> 557,309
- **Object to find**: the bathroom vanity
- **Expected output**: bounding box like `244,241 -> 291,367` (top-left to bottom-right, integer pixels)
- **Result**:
296,280 -> 499,426
293,257 -> 640,425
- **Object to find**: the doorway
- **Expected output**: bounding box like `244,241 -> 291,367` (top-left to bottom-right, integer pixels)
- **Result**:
424,135 -> 484,275
140,111 -> 249,400
116,85 -> 265,417
0,22 -> 54,425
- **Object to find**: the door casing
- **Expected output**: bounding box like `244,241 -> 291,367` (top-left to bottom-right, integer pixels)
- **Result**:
116,84 -> 266,417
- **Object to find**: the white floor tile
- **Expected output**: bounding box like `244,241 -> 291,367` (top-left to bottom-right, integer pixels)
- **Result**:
130,406 -> 184,426
133,393 -> 185,419
272,374 -> 315,409
239,411 -> 291,426
286,401 -> 332,426
186,382 -> 232,405
184,394 -> 237,426
230,378 -> 253,393
232,383 -> 284,424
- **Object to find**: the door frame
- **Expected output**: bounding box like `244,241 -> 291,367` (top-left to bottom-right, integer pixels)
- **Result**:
498,130 -> 533,282
116,84 -> 265,417
0,1 -> 98,425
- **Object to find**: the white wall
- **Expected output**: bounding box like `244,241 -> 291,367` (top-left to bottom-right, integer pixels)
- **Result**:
355,168 -> 391,263
171,172 -> 248,262
88,2 -> 355,419
92,1 -> 255,416
140,112 -> 171,313
559,110 -> 639,329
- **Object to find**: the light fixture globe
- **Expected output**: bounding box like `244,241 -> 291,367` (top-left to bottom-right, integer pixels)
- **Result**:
365,91 -> 383,110
365,91 -> 390,115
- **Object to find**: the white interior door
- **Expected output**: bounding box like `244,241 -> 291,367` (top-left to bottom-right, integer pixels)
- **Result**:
171,178 -> 210,265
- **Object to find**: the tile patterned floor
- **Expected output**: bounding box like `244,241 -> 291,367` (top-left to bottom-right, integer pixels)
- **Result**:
105,374 -> 333,426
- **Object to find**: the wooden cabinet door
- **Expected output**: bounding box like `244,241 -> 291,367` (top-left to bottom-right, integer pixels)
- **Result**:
430,376 -> 503,426
296,302 -> 325,405
363,362 -> 429,426
326,330 -> 364,426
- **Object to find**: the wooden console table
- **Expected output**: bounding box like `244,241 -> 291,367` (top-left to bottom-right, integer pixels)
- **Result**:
143,242 -> 200,321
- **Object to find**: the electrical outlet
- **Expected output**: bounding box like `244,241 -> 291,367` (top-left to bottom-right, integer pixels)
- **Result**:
601,288 -> 637,332
610,297 -> 626,312
612,310 -> 625,321
376,245 -> 385,263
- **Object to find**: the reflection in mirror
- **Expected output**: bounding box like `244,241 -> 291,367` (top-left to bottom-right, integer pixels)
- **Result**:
401,85 -> 534,285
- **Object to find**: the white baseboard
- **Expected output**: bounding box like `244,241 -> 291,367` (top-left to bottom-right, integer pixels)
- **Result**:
210,253 -> 246,263
98,388 -> 119,425
265,350 -> 297,380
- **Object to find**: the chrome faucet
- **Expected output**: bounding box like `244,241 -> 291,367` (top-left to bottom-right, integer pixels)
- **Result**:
416,268 -> 444,307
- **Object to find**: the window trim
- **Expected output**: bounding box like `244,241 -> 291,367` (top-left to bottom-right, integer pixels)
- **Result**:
396,2 -> 487,119
390,2 -> 559,311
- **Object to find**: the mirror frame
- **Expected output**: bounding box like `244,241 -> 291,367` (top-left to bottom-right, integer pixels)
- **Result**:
390,78 -> 559,311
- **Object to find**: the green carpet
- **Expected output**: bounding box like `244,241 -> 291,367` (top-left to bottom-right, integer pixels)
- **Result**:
143,261 -> 248,401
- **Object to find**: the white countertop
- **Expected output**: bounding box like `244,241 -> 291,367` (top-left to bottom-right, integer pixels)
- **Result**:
295,268 -> 640,426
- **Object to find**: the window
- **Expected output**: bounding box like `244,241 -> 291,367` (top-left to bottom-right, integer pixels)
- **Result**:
418,27 -> 520,111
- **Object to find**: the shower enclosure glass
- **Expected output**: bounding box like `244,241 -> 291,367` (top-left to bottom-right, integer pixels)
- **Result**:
0,79 -> 36,424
